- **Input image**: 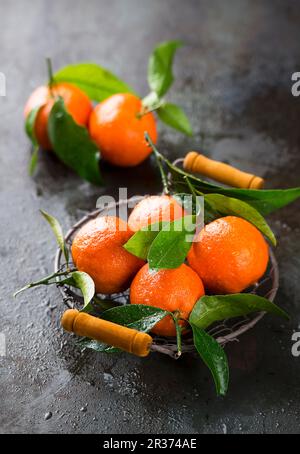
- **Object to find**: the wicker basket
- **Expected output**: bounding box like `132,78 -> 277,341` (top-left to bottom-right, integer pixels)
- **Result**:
54,196 -> 279,359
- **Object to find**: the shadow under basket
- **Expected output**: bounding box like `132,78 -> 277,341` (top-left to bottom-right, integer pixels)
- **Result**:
54,197 -> 279,359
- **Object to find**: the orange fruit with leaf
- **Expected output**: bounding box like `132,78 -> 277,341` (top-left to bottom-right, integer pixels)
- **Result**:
130,263 -> 205,336
24,82 -> 92,150
24,41 -> 192,181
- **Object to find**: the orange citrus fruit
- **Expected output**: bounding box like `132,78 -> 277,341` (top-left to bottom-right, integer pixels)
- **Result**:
128,195 -> 185,231
89,93 -> 157,167
130,263 -> 205,336
24,83 -> 92,150
188,216 -> 269,294
71,216 -> 145,294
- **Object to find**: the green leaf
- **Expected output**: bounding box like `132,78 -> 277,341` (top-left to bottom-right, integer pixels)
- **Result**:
40,210 -> 69,265
148,215 -> 196,269
189,294 -> 289,330
92,296 -> 120,313
71,271 -> 95,310
28,146 -> 39,176
157,103 -> 193,136
168,162 -> 300,216
224,187 -> 300,216
77,338 -> 119,354
54,62 -> 135,102
59,277 -> 113,314
101,304 -> 167,331
203,186 -> 300,217
124,221 -> 167,260
204,193 -> 276,246
25,106 -> 43,176
191,324 -> 229,396
79,305 -> 167,354
48,98 -> 102,185
25,106 -> 41,146
148,40 -> 182,97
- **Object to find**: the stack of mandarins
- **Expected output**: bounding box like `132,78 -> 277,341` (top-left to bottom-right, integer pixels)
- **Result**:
71,195 -> 269,337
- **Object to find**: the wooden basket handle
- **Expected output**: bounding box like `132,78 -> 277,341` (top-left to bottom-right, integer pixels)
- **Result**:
183,151 -> 264,189
61,309 -> 152,357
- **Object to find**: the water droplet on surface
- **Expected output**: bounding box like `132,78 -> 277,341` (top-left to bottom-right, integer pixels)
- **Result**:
103,372 -> 114,388
44,412 -> 52,421
103,372 -> 113,380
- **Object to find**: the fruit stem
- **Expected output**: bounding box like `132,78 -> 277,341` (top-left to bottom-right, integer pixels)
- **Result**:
136,105 -> 149,119
184,176 -> 197,198
138,102 -> 163,119
138,92 -> 163,118
172,312 -> 182,357
144,132 -> 170,195
184,176 -> 202,215
46,57 -> 55,94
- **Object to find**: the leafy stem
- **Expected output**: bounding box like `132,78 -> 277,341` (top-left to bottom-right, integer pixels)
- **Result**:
14,270 -> 74,297
46,57 -> 55,93
185,175 -> 200,198
170,311 -> 182,357
28,145 -> 39,176
40,209 -> 70,266
145,132 -> 170,195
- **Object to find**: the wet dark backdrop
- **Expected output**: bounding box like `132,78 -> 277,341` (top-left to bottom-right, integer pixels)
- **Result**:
0,0 -> 300,434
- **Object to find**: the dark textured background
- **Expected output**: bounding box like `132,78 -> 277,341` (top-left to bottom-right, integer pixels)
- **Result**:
0,0 -> 300,434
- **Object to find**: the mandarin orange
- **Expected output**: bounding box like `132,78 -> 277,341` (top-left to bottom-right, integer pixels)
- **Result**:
71,216 -> 144,294
130,263 -> 205,336
89,93 -> 157,167
24,82 -> 92,150
188,216 -> 269,294
128,195 -> 185,231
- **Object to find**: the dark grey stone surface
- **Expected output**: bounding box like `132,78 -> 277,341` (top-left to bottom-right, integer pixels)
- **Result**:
0,0 -> 300,434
